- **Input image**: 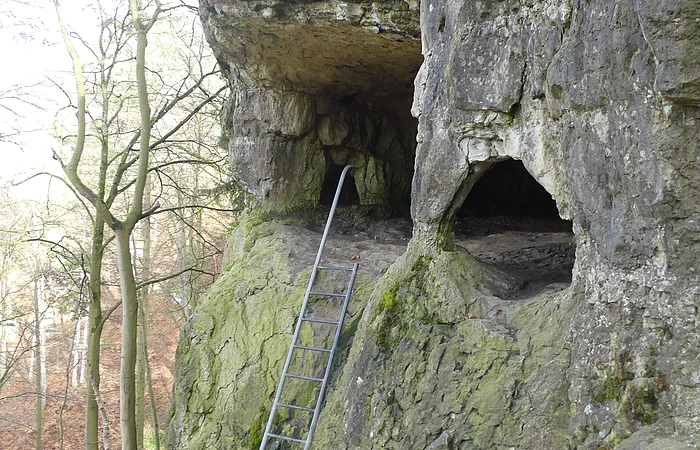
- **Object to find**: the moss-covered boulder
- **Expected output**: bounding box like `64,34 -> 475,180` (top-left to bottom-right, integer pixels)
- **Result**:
168,213 -> 410,448
314,242 -> 577,449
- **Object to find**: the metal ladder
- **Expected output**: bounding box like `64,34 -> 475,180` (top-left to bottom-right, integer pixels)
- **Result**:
260,165 -> 359,450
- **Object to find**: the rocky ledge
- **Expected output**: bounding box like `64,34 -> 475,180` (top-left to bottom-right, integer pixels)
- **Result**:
168,0 -> 700,448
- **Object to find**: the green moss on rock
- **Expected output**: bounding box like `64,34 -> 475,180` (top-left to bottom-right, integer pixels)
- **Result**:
625,382 -> 659,425
314,243 -> 577,449
374,256 -> 433,351
168,213 -> 375,449
247,405 -> 267,449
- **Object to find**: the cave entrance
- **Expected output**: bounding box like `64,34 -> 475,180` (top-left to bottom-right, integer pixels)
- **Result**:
459,159 -> 563,220
455,158 -> 574,299
314,94 -> 418,219
301,28 -> 421,220
320,163 -> 360,207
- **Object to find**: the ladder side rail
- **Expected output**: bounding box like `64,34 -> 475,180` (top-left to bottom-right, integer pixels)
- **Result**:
260,165 -> 356,450
310,164 -> 356,273
303,263 -> 359,450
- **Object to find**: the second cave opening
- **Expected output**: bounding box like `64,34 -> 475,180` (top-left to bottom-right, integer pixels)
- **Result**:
458,159 -> 563,220
455,158 -> 575,299
314,85 -> 418,219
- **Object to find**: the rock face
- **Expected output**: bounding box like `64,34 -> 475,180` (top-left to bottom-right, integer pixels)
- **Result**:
169,0 -> 700,448
203,0 -> 421,216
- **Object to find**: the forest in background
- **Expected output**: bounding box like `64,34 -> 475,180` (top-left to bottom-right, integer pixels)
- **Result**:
0,1 -> 239,448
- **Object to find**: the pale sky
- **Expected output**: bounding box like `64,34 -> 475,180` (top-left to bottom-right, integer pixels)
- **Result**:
1,0 -> 204,203
0,1 -> 110,198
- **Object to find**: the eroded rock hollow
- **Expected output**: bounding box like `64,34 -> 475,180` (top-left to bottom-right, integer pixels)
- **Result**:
169,0 -> 700,448
207,0 -> 422,217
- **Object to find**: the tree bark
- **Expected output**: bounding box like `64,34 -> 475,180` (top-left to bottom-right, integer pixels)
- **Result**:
0,276 -> 7,375
115,229 -> 138,449
136,175 -> 152,449
144,334 -> 160,450
90,371 -> 111,450
52,4 -> 106,444
174,191 -> 193,320
86,216 -> 105,450
60,312 -> 79,450
29,330 -> 36,379
71,316 -> 81,387
121,2 -> 160,445
135,240 -> 144,450
79,315 -> 88,385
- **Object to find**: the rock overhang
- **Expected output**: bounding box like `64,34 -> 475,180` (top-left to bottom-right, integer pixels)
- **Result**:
201,0 -> 422,108
201,0 -> 424,216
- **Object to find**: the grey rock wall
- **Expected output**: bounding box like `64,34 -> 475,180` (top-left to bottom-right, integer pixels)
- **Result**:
168,0 -> 700,448
408,0 -> 700,446
202,0 -> 421,215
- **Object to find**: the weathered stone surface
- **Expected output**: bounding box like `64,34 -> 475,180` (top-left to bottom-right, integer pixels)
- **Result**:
169,0 -> 700,448
313,244 -> 576,449
407,0 -> 700,446
167,213 -> 412,448
637,0 -> 700,105
203,0 -> 421,214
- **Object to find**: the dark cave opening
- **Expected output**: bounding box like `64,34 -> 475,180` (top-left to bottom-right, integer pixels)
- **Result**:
455,158 -> 574,299
315,94 -> 418,218
458,159 -> 563,221
320,162 -> 360,207
300,29 -> 421,219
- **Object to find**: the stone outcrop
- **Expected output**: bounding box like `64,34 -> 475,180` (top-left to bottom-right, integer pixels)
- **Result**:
203,0 -> 421,216
169,0 -> 700,448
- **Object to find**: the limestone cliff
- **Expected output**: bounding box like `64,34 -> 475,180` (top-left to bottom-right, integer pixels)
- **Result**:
169,0 -> 700,448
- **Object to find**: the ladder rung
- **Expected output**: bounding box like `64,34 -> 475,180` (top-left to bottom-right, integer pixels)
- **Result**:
266,432 -> 307,444
309,291 -> 346,297
277,402 -> 315,412
293,344 -> 332,353
285,373 -> 324,382
302,317 -> 339,325
317,265 -> 354,271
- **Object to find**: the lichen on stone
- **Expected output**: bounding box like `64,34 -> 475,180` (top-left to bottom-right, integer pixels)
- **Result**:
170,0 -> 700,448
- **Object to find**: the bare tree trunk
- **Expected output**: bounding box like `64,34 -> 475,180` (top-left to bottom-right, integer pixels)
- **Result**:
86,217 -> 105,450
136,310 -> 146,449
116,229 -> 138,450
29,330 -> 36,379
0,277 -> 7,374
39,287 -> 46,407
136,314 -> 145,448
144,335 -> 160,450
133,236 -> 144,448
136,175 -> 152,449
120,3 -> 161,446
60,313 -> 79,450
90,371 -> 111,450
174,195 -> 193,320
79,315 -> 88,384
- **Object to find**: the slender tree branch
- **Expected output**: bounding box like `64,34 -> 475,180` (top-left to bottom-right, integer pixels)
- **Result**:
89,370 -> 111,450
153,204 -> 240,215
12,172 -> 95,223
101,300 -> 122,326
136,265 -> 213,290
150,84 -> 226,148
54,0 -> 119,229
139,201 -> 160,220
